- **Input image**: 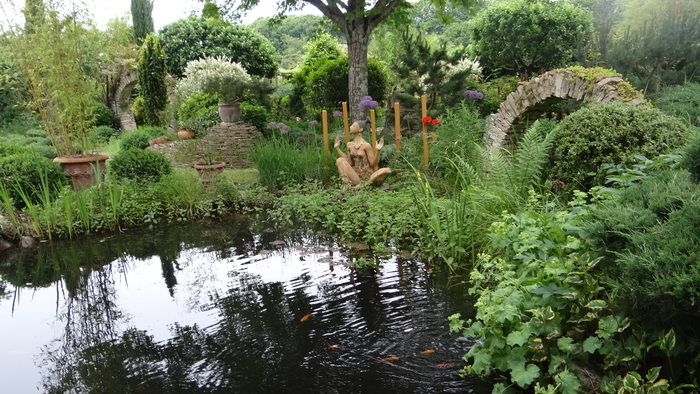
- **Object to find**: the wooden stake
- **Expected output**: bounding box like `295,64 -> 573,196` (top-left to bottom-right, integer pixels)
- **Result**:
369,109 -> 378,158
322,110 -> 330,158
342,101 -> 350,143
393,101 -> 401,152
421,95 -> 429,167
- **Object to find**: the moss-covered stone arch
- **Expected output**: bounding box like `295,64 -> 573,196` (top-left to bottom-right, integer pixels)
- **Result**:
485,67 -> 645,152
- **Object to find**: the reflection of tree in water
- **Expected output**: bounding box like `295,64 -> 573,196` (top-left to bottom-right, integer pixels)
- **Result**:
2,218 -> 475,393
39,262 -> 127,393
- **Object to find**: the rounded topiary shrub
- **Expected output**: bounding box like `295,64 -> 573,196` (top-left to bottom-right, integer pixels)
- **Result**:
109,149 -> 172,183
683,135 -> 700,183
0,152 -> 67,208
120,131 -> 151,151
548,102 -> 689,192
119,127 -> 164,151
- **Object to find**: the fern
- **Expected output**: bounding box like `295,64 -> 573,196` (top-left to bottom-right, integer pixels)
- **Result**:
415,119 -> 557,269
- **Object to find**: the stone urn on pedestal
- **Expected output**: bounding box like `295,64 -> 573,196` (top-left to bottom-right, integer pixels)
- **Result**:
218,102 -> 241,123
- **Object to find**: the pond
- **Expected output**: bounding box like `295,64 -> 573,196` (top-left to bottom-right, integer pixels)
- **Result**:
0,216 -> 489,393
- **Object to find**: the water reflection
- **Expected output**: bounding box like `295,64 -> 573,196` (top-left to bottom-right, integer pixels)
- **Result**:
0,217 -> 487,393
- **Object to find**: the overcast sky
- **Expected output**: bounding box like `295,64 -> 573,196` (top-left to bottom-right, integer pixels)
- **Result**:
0,0 -> 321,30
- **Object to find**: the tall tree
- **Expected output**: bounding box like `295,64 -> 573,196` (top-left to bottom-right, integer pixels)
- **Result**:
137,33 -> 167,125
131,0 -> 154,45
22,0 -> 46,34
212,0 -> 476,120
571,0 -> 621,59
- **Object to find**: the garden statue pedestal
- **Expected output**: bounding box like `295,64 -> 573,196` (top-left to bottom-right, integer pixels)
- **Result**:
335,122 -> 391,186
202,122 -> 262,168
53,154 -> 109,189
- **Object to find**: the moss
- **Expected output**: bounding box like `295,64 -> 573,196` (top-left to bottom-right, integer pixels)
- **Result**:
563,66 -> 621,81
561,66 -> 644,102
614,80 -> 646,102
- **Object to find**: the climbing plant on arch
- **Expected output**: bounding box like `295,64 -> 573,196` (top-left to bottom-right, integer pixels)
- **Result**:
485,67 -> 645,152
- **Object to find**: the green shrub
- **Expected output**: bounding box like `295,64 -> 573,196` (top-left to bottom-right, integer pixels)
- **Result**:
587,169 -> 700,384
589,169 -> 700,326
109,148 -> 172,183
470,0 -> 593,77
89,100 -> 118,128
89,126 -> 119,144
158,16 -> 278,78
177,92 -> 218,124
651,83 -> 700,127
119,127 -> 165,151
467,75 -> 519,116
187,107 -> 219,138
131,96 -> 146,126
449,195 -> 683,392
0,141 -> 32,156
119,131 -> 150,151
0,152 -> 67,208
302,57 -> 387,113
240,102 -> 269,132
136,126 -> 166,138
683,135 -> 700,182
548,102 -> 690,193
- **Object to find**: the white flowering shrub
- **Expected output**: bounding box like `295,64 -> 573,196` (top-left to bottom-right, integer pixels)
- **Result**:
176,56 -> 252,103
446,57 -> 483,81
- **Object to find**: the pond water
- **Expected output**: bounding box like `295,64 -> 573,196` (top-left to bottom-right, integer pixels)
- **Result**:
0,216 -> 488,393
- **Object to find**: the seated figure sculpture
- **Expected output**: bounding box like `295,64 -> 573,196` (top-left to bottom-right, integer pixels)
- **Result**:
334,121 -> 391,186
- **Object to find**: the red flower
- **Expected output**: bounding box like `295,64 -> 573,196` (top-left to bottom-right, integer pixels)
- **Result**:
422,116 -> 432,125
431,118 -> 440,125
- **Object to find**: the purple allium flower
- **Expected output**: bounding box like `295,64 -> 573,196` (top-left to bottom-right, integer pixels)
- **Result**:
332,110 -> 343,118
360,96 -> 379,110
463,90 -> 485,100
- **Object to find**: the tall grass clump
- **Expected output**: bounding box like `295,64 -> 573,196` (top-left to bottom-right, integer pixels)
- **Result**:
251,136 -> 335,190
415,119 -> 557,271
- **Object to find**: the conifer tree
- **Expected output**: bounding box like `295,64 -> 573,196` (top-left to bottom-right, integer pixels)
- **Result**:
131,0 -> 154,45
137,33 -> 167,126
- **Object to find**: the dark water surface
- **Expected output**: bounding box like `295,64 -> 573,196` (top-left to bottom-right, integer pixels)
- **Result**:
0,217 -> 487,393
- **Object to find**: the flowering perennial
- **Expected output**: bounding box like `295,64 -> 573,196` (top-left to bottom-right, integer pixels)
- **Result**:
360,96 -> 379,110
463,90 -> 485,100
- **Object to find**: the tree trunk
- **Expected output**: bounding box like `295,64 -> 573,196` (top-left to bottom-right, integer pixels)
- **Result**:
347,27 -> 370,123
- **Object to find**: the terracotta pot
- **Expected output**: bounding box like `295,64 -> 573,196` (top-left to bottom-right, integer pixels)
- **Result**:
149,136 -> 169,146
218,103 -> 241,123
53,154 -> 109,189
193,161 -> 226,185
177,129 -> 195,140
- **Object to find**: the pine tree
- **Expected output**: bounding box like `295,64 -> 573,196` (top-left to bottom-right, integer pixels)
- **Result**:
131,0 -> 154,45
137,33 -> 167,126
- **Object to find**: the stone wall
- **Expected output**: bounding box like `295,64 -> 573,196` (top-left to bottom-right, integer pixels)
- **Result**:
485,69 -> 646,153
149,122 -> 262,168
200,122 -> 262,168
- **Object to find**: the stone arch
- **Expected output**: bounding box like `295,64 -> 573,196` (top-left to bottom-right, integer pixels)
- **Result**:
109,68 -> 138,131
485,68 -> 645,152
